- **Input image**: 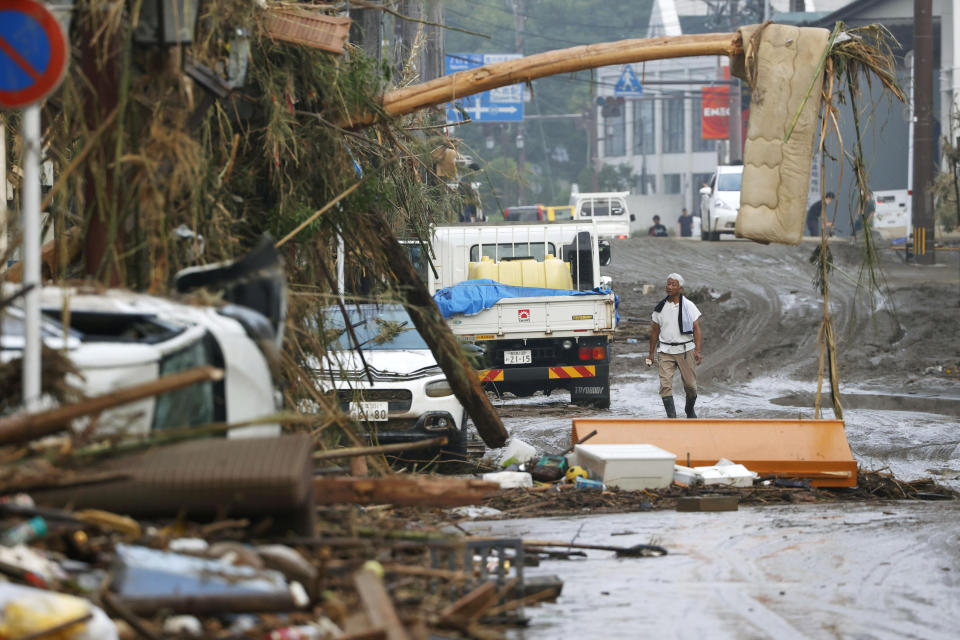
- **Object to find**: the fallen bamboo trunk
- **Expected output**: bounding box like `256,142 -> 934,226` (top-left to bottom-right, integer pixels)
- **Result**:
314,476 -> 500,507
0,366 -> 224,446
347,32 -> 741,126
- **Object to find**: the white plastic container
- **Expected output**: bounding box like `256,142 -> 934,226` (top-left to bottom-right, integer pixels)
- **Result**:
482,471 -> 534,489
673,465 -> 701,486
573,444 -> 676,490
693,460 -> 757,488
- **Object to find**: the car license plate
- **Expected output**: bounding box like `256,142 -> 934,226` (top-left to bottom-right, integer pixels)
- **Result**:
504,350 -> 532,365
350,401 -> 389,421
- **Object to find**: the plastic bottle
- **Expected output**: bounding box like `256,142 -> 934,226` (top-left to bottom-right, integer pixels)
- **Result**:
1,517 -> 48,546
574,477 -> 606,490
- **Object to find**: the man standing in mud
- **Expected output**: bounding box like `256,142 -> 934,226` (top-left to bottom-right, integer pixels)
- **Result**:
647,273 -> 702,418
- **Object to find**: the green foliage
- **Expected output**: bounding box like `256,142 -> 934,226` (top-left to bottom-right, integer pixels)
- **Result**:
577,163 -> 637,192
443,0 -> 654,208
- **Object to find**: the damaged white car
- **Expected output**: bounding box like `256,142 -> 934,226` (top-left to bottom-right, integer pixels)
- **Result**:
0,238 -> 285,438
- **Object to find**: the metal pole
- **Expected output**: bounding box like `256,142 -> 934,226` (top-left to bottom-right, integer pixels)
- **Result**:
1,115 -> 7,268
337,234 -> 345,300
514,0 -> 525,204
912,0 -> 935,264
728,78 -> 742,163
22,105 -> 43,411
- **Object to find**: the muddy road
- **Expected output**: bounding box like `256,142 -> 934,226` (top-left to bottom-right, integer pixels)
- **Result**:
466,237 -> 960,638
481,236 -> 960,487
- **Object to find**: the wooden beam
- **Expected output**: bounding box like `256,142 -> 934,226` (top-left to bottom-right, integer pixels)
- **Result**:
438,581 -> 499,627
0,366 -> 224,446
353,568 -> 411,640
347,32 -> 741,126
314,476 -> 500,507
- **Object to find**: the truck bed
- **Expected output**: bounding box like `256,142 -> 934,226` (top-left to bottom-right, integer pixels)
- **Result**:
446,294 -> 616,340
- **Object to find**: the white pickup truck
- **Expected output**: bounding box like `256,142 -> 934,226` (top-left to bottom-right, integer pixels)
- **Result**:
429,223 -> 617,408
570,191 -> 634,239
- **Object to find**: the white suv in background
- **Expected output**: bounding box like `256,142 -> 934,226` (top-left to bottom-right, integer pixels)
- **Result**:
699,165 -> 743,241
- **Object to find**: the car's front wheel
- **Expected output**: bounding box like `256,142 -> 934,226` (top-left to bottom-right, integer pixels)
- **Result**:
441,411 -> 469,461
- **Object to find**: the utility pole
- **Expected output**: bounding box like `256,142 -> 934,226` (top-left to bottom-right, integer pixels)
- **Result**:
424,0 -> 443,82
0,115 -> 6,267
350,4 -> 382,63
590,69 -> 599,191
513,0 -> 526,204
912,0 -> 935,263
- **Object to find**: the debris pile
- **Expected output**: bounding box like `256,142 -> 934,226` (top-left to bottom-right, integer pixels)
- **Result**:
0,458 -> 565,640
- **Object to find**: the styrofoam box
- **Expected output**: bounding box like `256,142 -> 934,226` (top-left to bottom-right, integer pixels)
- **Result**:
574,444 -> 676,490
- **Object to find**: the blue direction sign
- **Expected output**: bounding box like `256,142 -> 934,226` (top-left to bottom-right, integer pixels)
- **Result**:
445,53 -> 523,123
0,0 -> 68,109
614,64 -> 643,97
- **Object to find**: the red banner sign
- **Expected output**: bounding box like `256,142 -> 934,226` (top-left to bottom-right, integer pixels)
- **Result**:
701,86 -> 730,140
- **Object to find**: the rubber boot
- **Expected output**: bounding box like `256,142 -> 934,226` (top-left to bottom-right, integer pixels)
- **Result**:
685,394 -> 697,418
662,396 -> 677,418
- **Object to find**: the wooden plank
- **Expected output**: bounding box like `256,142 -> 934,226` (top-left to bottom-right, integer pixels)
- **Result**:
438,581 -> 498,626
314,476 -> 500,507
676,495 -> 740,512
0,367 -> 224,446
353,568 -> 410,640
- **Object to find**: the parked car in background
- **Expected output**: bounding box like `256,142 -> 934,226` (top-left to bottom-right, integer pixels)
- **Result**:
570,191 -> 634,239
0,239 -> 285,438
545,205 -> 574,221
503,204 -> 575,223
699,165 -> 743,240
314,303 -> 469,459
872,189 -> 911,239
503,204 -> 547,222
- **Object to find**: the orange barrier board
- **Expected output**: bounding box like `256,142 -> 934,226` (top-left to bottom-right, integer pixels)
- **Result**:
571,418 -> 857,488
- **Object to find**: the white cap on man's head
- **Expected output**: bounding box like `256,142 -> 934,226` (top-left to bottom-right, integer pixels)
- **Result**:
667,272 -> 684,287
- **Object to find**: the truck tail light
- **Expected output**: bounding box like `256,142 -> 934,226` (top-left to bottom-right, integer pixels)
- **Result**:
579,346 -> 606,361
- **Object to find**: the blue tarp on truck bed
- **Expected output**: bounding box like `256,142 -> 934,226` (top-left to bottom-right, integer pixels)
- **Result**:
433,278 -> 618,321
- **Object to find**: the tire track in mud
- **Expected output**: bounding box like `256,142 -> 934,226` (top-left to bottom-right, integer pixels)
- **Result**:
608,237 -> 814,402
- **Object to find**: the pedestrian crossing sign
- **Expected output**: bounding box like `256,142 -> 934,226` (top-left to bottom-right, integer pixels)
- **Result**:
614,65 -> 643,97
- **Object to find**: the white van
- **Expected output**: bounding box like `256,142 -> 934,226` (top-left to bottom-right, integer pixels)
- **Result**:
570,192 -> 635,239
872,189 -> 910,239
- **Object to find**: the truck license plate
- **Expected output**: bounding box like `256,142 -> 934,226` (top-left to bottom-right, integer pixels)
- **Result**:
350,402 -> 389,421
504,350 -> 532,365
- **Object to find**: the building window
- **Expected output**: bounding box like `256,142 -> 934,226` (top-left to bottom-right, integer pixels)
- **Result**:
662,96 -> 685,154
691,97 -> 716,152
663,174 -> 681,194
603,109 -> 626,157
638,174 -> 656,195
633,100 -> 655,155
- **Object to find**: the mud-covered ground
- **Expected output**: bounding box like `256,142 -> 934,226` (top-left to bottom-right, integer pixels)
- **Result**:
481,236 -> 960,488
462,237 -> 960,638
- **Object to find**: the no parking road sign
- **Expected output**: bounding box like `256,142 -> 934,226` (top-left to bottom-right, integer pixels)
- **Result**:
0,0 -> 68,109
